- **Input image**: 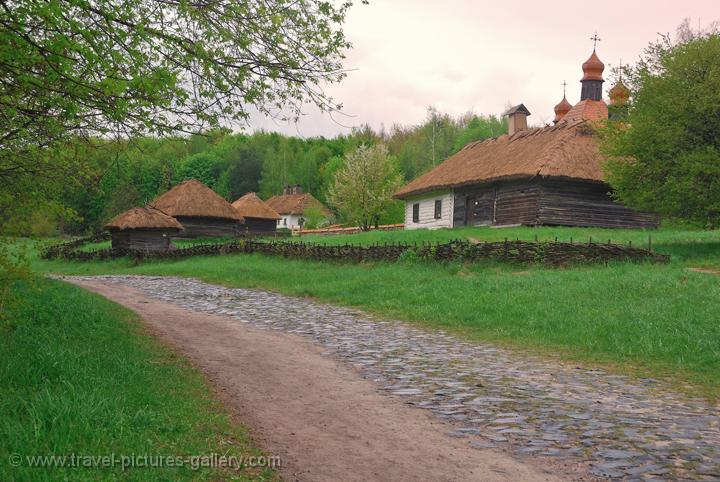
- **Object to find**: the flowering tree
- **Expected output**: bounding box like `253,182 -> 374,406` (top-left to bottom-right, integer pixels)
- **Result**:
328,144 -> 403,230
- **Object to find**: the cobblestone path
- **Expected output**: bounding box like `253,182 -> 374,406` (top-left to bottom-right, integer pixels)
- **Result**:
66,276 -> 720,480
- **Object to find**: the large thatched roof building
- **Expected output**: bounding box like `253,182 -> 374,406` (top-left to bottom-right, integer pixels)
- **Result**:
394,47 -> 657,230
266,185 -> 330,229
151,179 -> 244,238
231,192 -> 280,233
104,206 -> 183,250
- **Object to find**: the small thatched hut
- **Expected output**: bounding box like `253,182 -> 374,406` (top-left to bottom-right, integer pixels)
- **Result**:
104,206 -> 183,251
231,192 -> 280,233
151,179 -> 244,238
266,185 -> 330,229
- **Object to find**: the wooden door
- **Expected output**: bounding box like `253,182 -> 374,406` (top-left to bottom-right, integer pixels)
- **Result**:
466,192 -> 495,226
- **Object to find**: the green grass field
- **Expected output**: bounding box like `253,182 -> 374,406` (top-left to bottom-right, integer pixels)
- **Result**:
34,225 -> 720,399
0,276 -> 275,481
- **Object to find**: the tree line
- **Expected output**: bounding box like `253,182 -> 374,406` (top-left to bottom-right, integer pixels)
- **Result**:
0,110 -> 504,235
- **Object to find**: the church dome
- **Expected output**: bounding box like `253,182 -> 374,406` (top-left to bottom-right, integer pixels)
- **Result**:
581,50 -> 605,81
608,80 -> 630,105
553,95 -> 573,123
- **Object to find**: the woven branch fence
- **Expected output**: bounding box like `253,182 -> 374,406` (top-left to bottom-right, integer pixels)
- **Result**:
42,236 -> 669,266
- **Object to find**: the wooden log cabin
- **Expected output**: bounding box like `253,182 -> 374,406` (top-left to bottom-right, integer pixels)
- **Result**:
231,192 -> 281,233
394,48 -> 658,230
151,179 -> 245,238
104,206 -> 183,250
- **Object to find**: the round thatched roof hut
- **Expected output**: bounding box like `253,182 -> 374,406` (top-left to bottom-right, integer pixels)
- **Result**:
104,206 -> 183,251
151,179 -> 244,238
231,192 -> 280,233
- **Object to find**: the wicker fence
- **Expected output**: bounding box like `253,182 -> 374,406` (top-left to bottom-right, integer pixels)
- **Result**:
42,236 -> 669,266
41,232 -> 111,260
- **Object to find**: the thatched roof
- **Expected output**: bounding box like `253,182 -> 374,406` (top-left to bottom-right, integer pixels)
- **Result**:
266,192 -> 330,216
394,120 -> 605,199
151,179 -> 244,221
231,192 -> 281,220
104,206 -> 183,231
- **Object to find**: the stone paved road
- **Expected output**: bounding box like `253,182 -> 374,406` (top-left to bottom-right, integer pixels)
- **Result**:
65,276 -> 720,481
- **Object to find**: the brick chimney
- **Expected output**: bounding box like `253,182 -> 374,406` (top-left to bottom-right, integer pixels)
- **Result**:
293,184 -> 302,195
503,104 -> 531,136
283,184 -> 291,195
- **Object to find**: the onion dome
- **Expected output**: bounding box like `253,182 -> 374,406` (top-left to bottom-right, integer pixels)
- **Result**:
581,50 -> 605,81
608,80 -> 630,106
553,95 -> 573,123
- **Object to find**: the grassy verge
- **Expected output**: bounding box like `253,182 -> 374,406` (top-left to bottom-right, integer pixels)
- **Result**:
0,276 -> 275,481
34,225 -> 720,399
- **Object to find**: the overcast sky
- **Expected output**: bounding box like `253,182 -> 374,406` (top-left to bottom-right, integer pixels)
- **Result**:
247,0 -> 718,138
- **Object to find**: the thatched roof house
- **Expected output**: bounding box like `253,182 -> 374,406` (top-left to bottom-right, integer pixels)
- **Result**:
395,120 -> 604,199
151,179 -> 244,238
231,192 -> 280,233
266,184 -> 330,229
104,206 -> 183,251
394,47 -> 657,230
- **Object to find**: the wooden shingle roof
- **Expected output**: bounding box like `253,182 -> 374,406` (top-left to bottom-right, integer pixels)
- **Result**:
562,99 -> 608,123
394,120 -> 606,199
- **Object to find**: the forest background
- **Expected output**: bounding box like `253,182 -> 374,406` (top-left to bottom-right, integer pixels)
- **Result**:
4,109 -> 505,235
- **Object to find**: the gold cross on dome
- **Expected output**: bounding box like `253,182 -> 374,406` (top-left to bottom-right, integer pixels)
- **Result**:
561,80 -> 567,96
591,32 -> 601,49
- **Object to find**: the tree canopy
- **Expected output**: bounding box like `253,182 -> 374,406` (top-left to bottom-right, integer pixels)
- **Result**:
601,22 -> 720,227
0,0 -> 357,210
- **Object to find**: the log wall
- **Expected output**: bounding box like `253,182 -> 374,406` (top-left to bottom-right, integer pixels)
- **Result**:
538,180 -> 659,229
111,229 -> 175,251
452,186 -> 495,227
451,179 -> 658,229
238,217 -> 277,234
454,181 -> 539,227
494,183 -> 540,226
173,216 -> 239,239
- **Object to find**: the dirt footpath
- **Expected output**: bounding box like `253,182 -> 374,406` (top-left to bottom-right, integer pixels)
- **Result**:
70,279 -> 564,482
